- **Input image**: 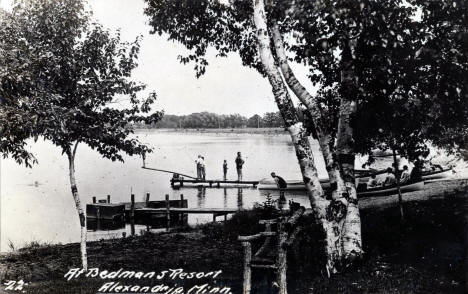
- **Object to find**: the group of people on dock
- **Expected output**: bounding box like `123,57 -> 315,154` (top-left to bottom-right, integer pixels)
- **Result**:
195,155 -> 206,180
195,152 -> 245,181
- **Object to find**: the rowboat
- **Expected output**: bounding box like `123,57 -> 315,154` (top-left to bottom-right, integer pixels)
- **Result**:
420,168 -> 453,181
258,178 -> 330,191
356,167 -> 453,184
258,177 -> 425,197
357,180 -> 425,197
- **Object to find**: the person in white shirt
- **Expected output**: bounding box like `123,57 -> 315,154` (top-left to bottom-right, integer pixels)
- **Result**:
400,165 -> 410,183
383,167 -> 396,186
200,156 -> 206,180
367,174 -> 379,188
195,155 -> 203,179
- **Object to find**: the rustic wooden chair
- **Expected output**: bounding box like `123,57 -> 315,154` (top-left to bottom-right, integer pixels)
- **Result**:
238,206 -> 305,294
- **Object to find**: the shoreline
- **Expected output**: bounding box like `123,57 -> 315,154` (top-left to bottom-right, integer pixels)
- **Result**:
0,197 -> 465,293
133,127 -> 288,135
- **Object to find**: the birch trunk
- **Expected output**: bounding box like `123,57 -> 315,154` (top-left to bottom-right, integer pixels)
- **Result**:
336,40 -> 363,261
66,144 -> 88,270
271,21 -> 361,268
271,24 -> 345,201
252,0 -> 352,274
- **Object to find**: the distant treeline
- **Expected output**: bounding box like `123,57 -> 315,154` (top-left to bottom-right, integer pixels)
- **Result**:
135,111 -> 285,129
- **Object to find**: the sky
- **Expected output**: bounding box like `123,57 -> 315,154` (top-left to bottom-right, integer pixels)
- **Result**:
0,0 -> 317,116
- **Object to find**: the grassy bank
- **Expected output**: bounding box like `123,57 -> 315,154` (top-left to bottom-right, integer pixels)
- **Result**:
1,197 -> 466,293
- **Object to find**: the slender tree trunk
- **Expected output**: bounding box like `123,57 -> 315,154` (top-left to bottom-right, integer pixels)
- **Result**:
252,0 -> 357,274
66,144 -> 87,269
271,23 -> 345,201
335,39 -> 363,261
392,148 -> 405,221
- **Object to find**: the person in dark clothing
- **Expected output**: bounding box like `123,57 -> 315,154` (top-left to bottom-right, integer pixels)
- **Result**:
271,172 -> 287,200
271,172 -> 287,189
410,160 -> 423,181
235,152 -> 245,181
223,160 -> 228,181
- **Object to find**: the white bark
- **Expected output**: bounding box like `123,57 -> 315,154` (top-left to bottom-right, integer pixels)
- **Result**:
252,0 -> 350,274
271,18 -> 362,265
252,0 -> 325,210
335,40 -> 363,261
271,24 -> 346,201
67,143 -> 88,270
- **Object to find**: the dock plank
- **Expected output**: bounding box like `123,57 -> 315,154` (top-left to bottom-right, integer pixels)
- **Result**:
171,178 -> 259,189
132,207 -> 241,214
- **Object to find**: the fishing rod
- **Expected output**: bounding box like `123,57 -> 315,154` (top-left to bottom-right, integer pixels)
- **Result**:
141,166 -> 198,180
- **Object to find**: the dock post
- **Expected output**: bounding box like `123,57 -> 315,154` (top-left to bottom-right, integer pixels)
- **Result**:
130,194 -> 135,236
242,242 -> 252,294
107,194 -> 111,203
146,193 -> 150,207
145,192 -> 151,231
213,213 -> 216,223
96,207 -> 101,230
165,194 -> 171,232
92,196 -> 96,204
179,194 -> 183,224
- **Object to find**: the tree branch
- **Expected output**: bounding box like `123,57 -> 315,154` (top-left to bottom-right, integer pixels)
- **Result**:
271,23 -> 344,195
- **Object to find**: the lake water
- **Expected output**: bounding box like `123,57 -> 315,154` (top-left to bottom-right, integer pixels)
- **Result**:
1,130 -> 465,251
0,130 -> 317,251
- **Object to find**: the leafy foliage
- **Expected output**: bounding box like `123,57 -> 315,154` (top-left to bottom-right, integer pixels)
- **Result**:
144,0 -> 468,162
142,111 -> 284,128
0,0 -> 163,163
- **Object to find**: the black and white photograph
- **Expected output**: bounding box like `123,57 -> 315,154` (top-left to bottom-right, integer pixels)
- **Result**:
0,0 -> 467,293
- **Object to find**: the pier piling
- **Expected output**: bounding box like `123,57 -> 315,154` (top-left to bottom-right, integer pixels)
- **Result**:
146,193 -> 151,231
146,193 -> 150,206
107,194 -> 111,203
130,194 -> 135,236
179,194 -> 184,223
165,194 -> 171,232
92,196 -> 96,204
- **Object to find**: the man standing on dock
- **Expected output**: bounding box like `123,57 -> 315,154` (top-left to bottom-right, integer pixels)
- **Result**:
200,156 -> 206,180
235,152 -> 245,181
223,160 -> 228,180
195,155 -> 203,179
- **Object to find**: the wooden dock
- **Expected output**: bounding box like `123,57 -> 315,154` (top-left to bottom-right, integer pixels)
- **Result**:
134,207 -> 240,222
86,193 -> 239,235
170,178 -> 259,189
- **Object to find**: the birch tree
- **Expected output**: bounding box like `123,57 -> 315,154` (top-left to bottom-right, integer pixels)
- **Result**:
0,0 -> 162,269
144,0 -> 467,274
144,0 -> 364,272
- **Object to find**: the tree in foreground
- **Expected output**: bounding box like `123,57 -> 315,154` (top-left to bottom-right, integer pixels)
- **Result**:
144,0 -> 468,274
144,0 -> 364,273
0,0 -> 162,269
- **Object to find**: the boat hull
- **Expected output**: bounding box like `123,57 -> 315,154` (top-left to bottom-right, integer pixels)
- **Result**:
258,178 -> 425,197
357,181 -> 425,197
258,178 -> 330,191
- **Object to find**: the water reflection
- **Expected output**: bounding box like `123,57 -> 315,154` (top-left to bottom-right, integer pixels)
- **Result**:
223,188 -> 228,208
278,190 -> 287,210
196,187 -> 206,207
87,219 -> 125,231
237,188 -> 243,209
